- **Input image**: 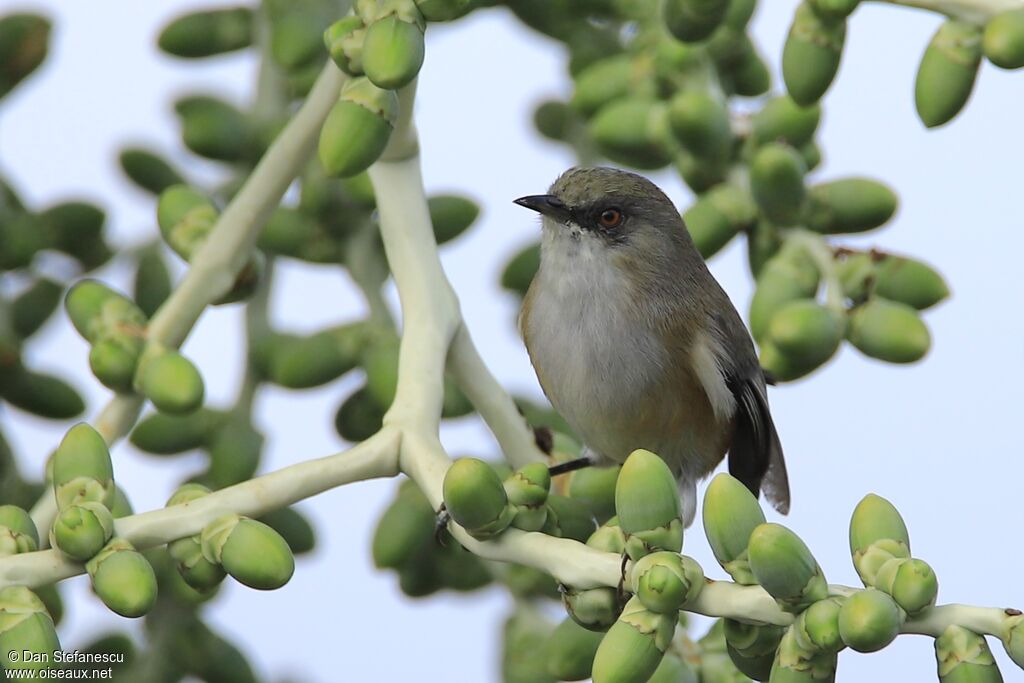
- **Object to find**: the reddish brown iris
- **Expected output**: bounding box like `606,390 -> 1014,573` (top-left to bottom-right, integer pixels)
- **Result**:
598,207 -> 623,228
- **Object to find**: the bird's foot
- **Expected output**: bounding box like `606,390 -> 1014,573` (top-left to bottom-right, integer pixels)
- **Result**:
616,553 -> 629,605
548,456 -> 594,477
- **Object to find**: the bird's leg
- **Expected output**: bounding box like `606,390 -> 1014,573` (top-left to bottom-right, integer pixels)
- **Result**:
434,503 -> 451,546
547,456 -> 594,477
616,553 -> 629,605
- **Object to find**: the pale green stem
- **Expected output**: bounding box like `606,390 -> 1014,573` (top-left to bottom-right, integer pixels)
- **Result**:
0,429 -> 400,588
344,220 -> 395,329
26,62 -> 347,542
872,0 -> 1024,23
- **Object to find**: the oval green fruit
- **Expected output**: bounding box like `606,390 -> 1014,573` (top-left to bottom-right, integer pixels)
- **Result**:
915,20 -> 982,128
219,518 -> 295,590
838,588 -> 902,652
138,350 -> 205,414
589,98 -> 673,170
442,458 -> 510,534
767,300 -> 844,368
873,255 -> 949,310
663,0 -> 730,43
545,617 -> 604,681
749,142 -> 806,225
501,242 -> 540,297
361,16 -> 425,90
570,54 -> 634,118
803,177 -> 897,234
752,96 -> 821,148
429,194 -> 480,244
782,3 -> 846,106
158,7 -> 253,59
667,90 -> 731,162
318,81 -> 397,177
847,298 -> 930,363
119,147 -> 185,195
983,9 -> 1024,69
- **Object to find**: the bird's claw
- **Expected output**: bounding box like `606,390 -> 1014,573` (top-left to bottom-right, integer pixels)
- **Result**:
434,503 -> 451,546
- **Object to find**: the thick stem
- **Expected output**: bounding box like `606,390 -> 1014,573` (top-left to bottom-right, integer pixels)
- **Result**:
872,0 -> 1024,23
0,429 -> 400,588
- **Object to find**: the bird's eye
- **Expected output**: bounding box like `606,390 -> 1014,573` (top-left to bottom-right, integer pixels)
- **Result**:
598,208 -> 623,228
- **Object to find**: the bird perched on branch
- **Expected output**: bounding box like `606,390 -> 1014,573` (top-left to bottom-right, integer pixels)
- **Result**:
515,166 -> 790,526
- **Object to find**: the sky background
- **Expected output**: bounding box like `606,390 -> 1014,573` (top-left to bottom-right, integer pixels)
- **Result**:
2,1 -> 1023,681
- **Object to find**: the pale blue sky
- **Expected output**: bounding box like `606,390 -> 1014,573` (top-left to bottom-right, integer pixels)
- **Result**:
1,1 -> 1022,681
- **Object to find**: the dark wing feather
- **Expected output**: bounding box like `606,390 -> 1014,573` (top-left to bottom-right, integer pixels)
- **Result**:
726,372 -> 791,514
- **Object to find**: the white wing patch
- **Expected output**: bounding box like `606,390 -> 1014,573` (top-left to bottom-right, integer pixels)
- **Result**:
691,331 -> 736,423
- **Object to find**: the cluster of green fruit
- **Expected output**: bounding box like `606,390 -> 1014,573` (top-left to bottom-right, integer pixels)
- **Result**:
1,14 -> 112,421
499,0 -> 962,382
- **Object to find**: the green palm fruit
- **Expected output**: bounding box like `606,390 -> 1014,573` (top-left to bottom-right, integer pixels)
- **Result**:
615,449 -> 683,561
204,419 -> 262,488
589,98 -> 674,170
724,0 -> 756,28
748,523 -> 828,612
544,493 -> 598,540
265,330 -> 359,389
849,493 -> 912,586
132,247 -> 171,317
372,482 -> 434,569
157,7 -> 253,58
587,518 -> 626,554
39,201 -> 110,269
568,465 -> 619,525
0,212 -> 44,270
108,486 -> 132,518
663,0 -> 730,42
164,484 -> 227,592
808,0 -> 860,20
668,90 -> 732,162
319,77 -> 398,177
52,423 -> 114,510
570,54 -> 635,118
724,619 -> 785,679
591,596 -> 675,683
256,506 -> 315,555
505,462 -> 551,531
873,255 -> 949,310
416,0 -> 473,21
1002,613 -> 1024,669
86,538 -> 158,617
0,14 -> 51,99
916,20 -> 983,128
675,151 -> 725,194
752,96 -> 821,148
502,563 -> 559,599
702,473 -> 765,585
201,514 -> 295,590
174,95 -> 252,162
362,15 -> 425,90
119,147 -> 185,195
984,10 -> 1024,69
443,458 -> 514,539
335,385 -> 386,441
0,366 -> 85,419
563,586 -> 621,631
11,276 -> 62,339
534,99 -> 572,141
270,13 -> 323,70
937,625 -> 1004,683
429,194 -> 480,245
0,505 -> 38,555
503,608 -> 559,683
630,552 -> 703,614
130,407 -> 225,454
783,3 -> 846,105
0,587 -> 60,674
872,557 -> 937,614
156,185 -> 218,260
434,538 -> 492,591
800,141 -> 823,170
65,280 -> 147,344
683,184 -> 758,259
324,15 -> 366,75
257,206 -> 326,258
730,46 -> 772,97
137,349 -> 204,414
501,242 -> 540,296
767,300 -> 844,369
793,596 -> 844,654
847,298 -> 930,363
749,257 -> 819,342
803,177 -> 898,234
51,501 -> 114,560
545,617 -> 605,681
770,628 -> 838,682
836,251 -> 874,303
838,588 -> 902,652
759,335 -> 817,382
750,142 -> 807,225
649,654 -> 699,683
362,336 -> 400,407
88,333 -> 143,392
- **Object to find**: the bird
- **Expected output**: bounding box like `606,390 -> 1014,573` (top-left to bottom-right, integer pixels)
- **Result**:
514,166 -> 789,527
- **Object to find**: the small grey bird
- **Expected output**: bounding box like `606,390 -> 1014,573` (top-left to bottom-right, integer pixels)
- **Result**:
515,167 -> 789,526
